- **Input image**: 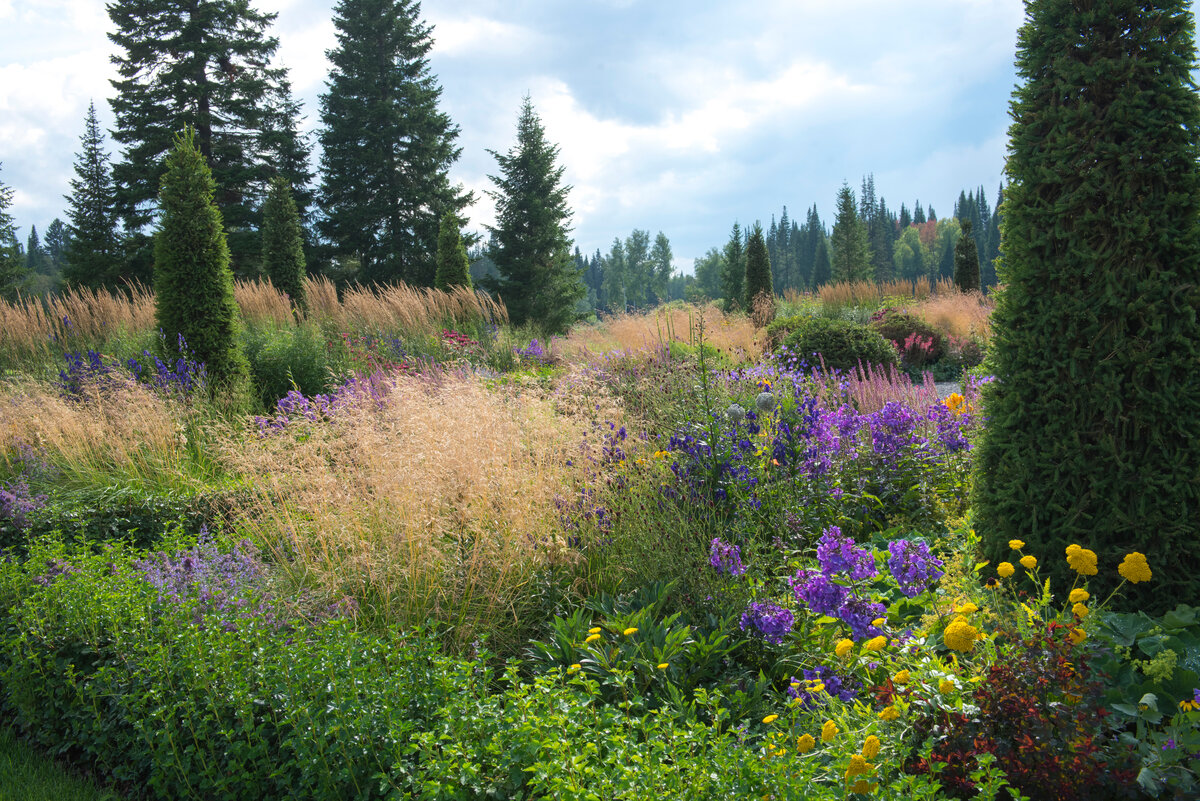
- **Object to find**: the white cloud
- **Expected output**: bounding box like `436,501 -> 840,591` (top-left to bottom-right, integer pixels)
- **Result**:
427,14 -> 542,58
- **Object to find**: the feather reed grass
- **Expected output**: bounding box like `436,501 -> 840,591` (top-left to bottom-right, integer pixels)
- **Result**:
817,277 -> 959,310
560,303 -> 761,363
226,372 -> 595,653
905,288 -> 994,341
303,277 -> 508,335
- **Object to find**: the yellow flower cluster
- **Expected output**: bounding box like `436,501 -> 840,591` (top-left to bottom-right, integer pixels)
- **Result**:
943,618 -> 982,652
1066,544 -> 1098,576
996,562 -> 1015,578
864,636 -> 888,652
1020,555 -> 1037,570
844,754 -> 874,778
892,670 -> 910,685
835,639 -> 854,658
821,720 -> 838,741
1118,552 -> 1152,583
1008,539 -> 1025,550
796,733 -> 816,753
939,679 -> 955,694
878,705 -> 899,721
623,627 -> 638,636
1072,602 -> 1089,619
944,393 -> 969,415
1069,588 -> 1089,603
862,735 -> 881,760
762,714 -> 779,724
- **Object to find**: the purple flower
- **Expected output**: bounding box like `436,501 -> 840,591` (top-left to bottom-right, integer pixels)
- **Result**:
788,666 -> 861,706
0,478 -> 47,532
838,596 -> 886,640
790,570 -> 849,617
886,539 -> 944,597
816,526 -> 877,580
739,601 -> 794,645
709,537 -> 746,576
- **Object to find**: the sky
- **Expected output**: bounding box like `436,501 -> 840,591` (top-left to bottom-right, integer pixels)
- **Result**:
0,0 -> 1061,272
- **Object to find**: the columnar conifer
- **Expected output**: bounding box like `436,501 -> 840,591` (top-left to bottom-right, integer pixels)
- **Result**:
434,212 -> 472,291
261,177 -> 307,313
974,0 -> 1200,613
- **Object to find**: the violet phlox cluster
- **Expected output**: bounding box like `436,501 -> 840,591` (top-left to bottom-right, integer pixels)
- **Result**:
739,601 -> 795,646
815,525 -> 877,580
787,666 -> 861,706
709,536 -> 746,576
886,538 -> 944,598
789,525 -> 886,640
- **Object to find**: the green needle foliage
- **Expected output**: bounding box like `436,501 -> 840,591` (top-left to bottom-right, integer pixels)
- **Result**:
953,219 -> 980,292
744,222 -> 774,322
434,211 -> 472,291
261,177 -> 307,314
484,96 -> 583,334
974,0 -> 1200,614
153,127 -> 249,394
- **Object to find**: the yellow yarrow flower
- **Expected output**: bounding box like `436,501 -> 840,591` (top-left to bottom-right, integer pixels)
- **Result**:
835,638 -> 854,658
1068,627 -> 1087,645
1118,552 -> 1152,584
1072,602 -> 1089,619
763,714 -> 779,724
584,634 -> 601,643
588,627 -> 601,634
844,754 -> 874,778
871,617 -> 886,627
1069,588 -> 1089,603
796,733 -> 816,753
1009,539 -> 1025,550
1066,544 -> 1099,576
849,780 -> 879,794
878,705 -> 900,721
623,627 -> 639,636
939,679 -> 955,694
893,670 -> 910,685
997,562 -> 1015,578
862,735 -> 881,760
943,619 -> 981,652
956,602 -> 978,614
657,662 -> 669,670
1020,555 -> 1037,570
821,720 -> 838,741
865,636 -> 887,652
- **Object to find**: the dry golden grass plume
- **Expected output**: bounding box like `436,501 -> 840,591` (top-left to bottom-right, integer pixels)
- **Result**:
560,303 -> 761,363
303,276 -> 507,334
227,372 -> 591,651
234,278 -> 294,326
0,283 -> 155,366
906,288 -> 994,341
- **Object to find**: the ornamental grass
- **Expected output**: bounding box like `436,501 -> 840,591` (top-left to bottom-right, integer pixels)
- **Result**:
560,303 -> 760,363
226,371 -> 597,654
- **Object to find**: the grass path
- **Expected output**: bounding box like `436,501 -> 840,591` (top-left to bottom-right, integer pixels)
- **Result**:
0,727 -> 121,801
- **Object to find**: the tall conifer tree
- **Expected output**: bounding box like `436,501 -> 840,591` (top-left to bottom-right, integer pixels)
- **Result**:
434,211 -> 472,291
721,222 -> 746,308
953,219 -> 980,291
261,177 -> 308,312
975,0 -> 1200,613
745,221 -> 773,322
64,102 -> 121,288
483,96 -> 583,333
0,165 -> 22,299
319,0 -> 470,287
830,183 -> 872,283
107,0 -> 310,275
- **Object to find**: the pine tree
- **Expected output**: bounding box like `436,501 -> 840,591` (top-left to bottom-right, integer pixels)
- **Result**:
913,202 -> 926,225
319,0 -> 470,287
107,0 -> 310,275
744,221 -> 773,323
953,219 -> 980,291
830,183 -> 872,283
812,231 -> 832,288
974,0 -> 1200,614
25,226 -> 50,275
434,211 -> 472,291
483,96 -> 583,333
0,164 -> 23,299
43,219 -> 69,275
721,221 -> 746,308
898,203 -> 912,230
261,177 -> 308,312
64,102 -> 122,288
153,128 -> 248,391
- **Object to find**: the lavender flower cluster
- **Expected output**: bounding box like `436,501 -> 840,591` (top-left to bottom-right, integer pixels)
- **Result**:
253,371 -> 390,434
709,537 -> 746,576
787,665 -> 861,706
886,538 -> 944,598
0,478 -> 47,534
739,601 -> 795,645
514,338 -> 552,365
57,334 -> 208,400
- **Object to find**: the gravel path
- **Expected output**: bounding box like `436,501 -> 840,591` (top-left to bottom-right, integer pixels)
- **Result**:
933,381 -> 961,400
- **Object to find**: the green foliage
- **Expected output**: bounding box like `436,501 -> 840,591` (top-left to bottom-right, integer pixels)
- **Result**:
243,321 -> 336,411
260,177 -> 307,313
744,222 -> 773,317
779,317 -> 898,372
0,163 -> 24,300
973,0 -> 1200,615
870,308 -> 946,366
318,0 -> 470,286
0,728 -> 120,801
483,96 -> 584,334
63,103 -> 122,289
720,222 -> 745,308
152,127 -> 249,393
952,219 -> 980,292
763,313 -> 813,351
830,182 -> 872,284
434,211 -> 472,291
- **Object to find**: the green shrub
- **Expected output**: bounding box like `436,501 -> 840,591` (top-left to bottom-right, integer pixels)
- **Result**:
778,317 -> 897,372
869,308 -> 945,367
242,321 -> 336,411
763,314 -> 812,351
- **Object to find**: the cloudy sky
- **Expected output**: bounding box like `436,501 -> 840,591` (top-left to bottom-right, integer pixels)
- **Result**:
1,0 -> 1069,269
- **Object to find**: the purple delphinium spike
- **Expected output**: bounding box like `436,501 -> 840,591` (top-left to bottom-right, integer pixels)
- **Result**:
709,537 -> 746,576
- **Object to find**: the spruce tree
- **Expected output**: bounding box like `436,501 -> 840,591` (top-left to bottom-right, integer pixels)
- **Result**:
744,221 -> 773,320
43,219 -> 69,276
0,165 -> 23,299
649,232 -> 673,305
721,222 -> 746,308
830,183 -> 872,283
107,0 -> 310,275
434,211 -> 472,291
812,229 -> 832,288
483,96 -> 583,333
64,102 -> 122,289
974,0 -> 1200,614
153,128 -> 248,391
953,219 -> 980,291
261,177 -> 307,313
319,0 -> 471,287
